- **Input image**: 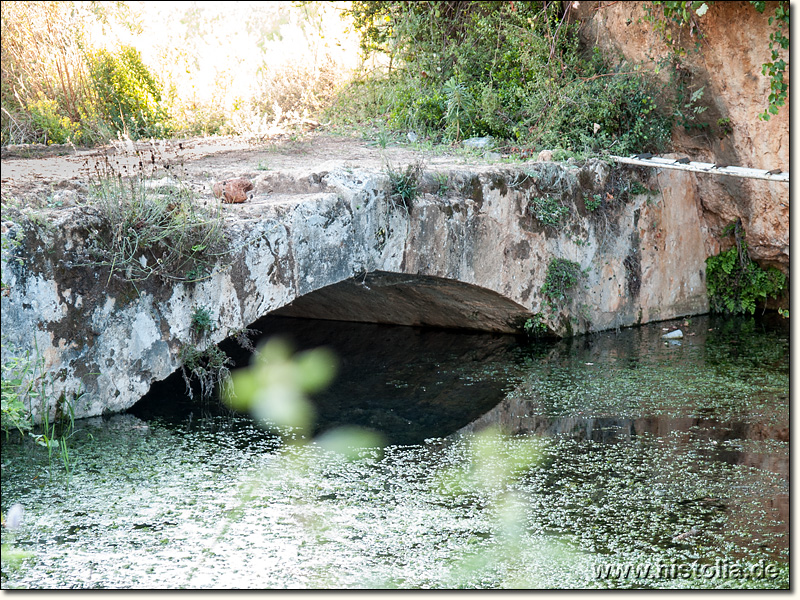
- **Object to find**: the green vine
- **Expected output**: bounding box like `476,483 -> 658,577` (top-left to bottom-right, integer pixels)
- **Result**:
750,0 -> 789,120
705,221 -> 786,314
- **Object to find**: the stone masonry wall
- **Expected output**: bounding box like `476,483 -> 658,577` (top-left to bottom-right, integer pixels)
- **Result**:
1,160 -> 709,421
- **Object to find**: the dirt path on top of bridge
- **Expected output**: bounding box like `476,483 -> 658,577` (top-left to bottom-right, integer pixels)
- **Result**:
1,132 -> 507,206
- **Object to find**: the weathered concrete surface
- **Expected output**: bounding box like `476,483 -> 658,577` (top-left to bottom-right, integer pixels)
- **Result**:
576,1 -> 789,274
1,159 -> 710,421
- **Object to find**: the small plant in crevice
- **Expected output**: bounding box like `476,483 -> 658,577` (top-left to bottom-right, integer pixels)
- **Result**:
434,172 -> 450,197
180,305 -> 231,401
717,117 -> 733,138
541,258 -> 583,311
180,343 -> 232,402
628,180 -> 658,197
584,194 -> 603,212
191,306 -> 215,337
374,227 -> 387,251
230,327 -> 260,353
705,220 -> 786,315
528,196 -> 570,228
385,161 -> 423,214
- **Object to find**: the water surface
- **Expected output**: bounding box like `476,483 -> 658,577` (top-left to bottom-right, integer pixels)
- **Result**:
1,315 -> 788,588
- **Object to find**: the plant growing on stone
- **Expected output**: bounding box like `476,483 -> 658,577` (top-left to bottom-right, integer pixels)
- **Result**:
541,258 -> 583,310
705,221 -> 786,315
585,194 -> 603,212
89,149 -> 228,283
230,327 -> 260,353
191,306 -> 215,337
385,161 -> 423,214
180,344 -> 232,402
528,196 -> 570,228
434,172 -> 449,197
717,117 -> 733,138
181,306 -> 231,401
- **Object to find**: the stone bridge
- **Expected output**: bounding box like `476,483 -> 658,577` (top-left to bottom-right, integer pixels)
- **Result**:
1,159 -> 709,421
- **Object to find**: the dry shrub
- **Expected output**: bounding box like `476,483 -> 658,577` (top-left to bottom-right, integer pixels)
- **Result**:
228,57 -> 341,138
1,1 -> 95,145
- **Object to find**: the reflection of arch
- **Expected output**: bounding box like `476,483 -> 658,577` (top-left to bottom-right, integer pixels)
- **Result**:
273,271 -> 534,334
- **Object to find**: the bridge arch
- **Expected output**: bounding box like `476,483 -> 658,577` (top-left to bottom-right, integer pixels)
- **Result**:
272,271 -> 533,333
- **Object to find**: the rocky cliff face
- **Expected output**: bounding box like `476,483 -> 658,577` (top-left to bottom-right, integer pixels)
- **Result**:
576,1 -> 789,278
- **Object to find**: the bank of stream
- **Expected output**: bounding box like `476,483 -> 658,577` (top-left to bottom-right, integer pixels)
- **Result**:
0,314 -> 789,588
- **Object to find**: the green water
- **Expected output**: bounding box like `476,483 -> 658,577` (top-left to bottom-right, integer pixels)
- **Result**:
0,315 -> 789,589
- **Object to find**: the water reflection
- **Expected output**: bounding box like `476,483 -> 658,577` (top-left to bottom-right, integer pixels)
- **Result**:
241,316 -> 526,445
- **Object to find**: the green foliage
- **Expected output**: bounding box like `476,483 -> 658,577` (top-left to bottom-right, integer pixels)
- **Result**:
181,303 -> 229,402
336,2 -> 672,155
0,3 -> 170,145
385,161 -> 422,214
628,180 -> 657,196
226,338 -> 338,439
443,77 -> 474,142
180,344 -> 232,402
716,117 -> 732,137
375,128 -> 389,149
89,154 -> 227,283
1,334 -> 78,477
652,1 -> 711,26
523,313 -> 548,338
529,56 -> 672,154
755,0 -> 789,120
191,306 -> 215,337
89,45 -> 170,139
27,95 -> 85,145
434,172 -> 450,196
1,347 -> 34,437
541,258 -> 582,308
585,194 -> 603,212
529,196 -> 570,227
674,84 -> 708,130
705,222 -> 787,315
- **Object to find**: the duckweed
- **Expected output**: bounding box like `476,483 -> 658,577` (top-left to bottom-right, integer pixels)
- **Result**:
1,315 -> 787,588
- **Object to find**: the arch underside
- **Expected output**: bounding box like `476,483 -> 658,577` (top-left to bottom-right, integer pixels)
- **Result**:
272,271 -> 533,334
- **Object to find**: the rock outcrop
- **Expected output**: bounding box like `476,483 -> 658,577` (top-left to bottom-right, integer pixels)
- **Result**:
575,1 -> 789,276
